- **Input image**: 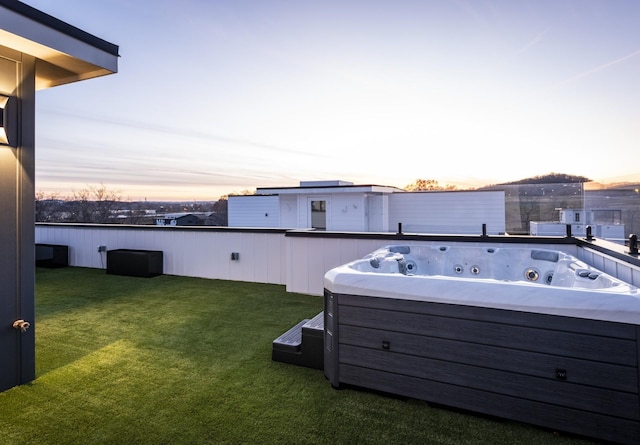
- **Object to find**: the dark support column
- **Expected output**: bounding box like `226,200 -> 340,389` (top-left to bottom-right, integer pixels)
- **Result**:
18,54 -> 36,385
0,52 -> 36,392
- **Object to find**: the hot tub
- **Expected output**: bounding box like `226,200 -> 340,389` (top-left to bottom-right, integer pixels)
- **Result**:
326,244 -> 639,323
323,244 -> 640,444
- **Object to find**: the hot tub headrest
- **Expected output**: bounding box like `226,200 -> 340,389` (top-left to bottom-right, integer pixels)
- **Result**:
388,245 -> 410,254
531,250 -> 559,262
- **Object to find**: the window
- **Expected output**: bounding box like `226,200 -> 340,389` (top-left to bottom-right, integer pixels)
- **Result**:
310,200 -> 327,229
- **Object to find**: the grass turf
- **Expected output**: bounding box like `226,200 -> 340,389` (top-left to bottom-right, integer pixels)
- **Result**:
0,267 -> 597,444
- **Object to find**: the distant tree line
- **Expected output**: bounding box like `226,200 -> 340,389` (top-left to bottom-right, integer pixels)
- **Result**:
491,172 -> 591,186
36,184 -> 228,225
36,184 -> 123,224
404,179 -> 457,191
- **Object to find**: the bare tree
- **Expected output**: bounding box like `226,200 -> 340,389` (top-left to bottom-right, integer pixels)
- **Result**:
404,179 -> 458,191
35,191 -> 63,222
209,197 -> 228,226
67,183 -> 121,223
90,183 -> 121,223
71,187 -> 92,223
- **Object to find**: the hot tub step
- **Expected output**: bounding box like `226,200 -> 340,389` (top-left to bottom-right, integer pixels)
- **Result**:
272,311 -> 324,370
272,319 -> 309,353
302,311 -> 324,334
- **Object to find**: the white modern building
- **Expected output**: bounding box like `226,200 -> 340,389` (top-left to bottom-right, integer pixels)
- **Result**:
530,208 -> 626,243
229,180 -> 506,235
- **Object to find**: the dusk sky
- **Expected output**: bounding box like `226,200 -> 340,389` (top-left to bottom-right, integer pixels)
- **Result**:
28,0 -> 640,201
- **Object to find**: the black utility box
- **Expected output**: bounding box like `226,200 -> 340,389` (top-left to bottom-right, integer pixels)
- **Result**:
106,249 -> 163,278
36,244 -> 68,268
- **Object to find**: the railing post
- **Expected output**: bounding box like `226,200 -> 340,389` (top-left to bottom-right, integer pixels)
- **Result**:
628,234 -> 639,255
585,225 -> 593,241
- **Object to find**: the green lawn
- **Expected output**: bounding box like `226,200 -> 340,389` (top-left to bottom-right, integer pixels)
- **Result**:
0,267 -> 597,444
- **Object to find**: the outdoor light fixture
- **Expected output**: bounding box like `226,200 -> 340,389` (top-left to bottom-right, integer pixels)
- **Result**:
0,94 -> 13,146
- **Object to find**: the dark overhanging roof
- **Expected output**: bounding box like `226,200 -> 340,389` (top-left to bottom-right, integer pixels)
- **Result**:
0,0 -> 119,56
0,0 -> 119,87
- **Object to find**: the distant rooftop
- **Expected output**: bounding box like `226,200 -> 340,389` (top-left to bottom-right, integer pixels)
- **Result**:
256,180 -> 404,195
299,180 -> 353,187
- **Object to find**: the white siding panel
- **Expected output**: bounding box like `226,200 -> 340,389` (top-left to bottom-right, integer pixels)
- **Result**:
211,231 -> 233,280
306,238 -> 327,294
285,237 -> 391,295
578,247 -> 640,287
286,235 -> 310,293
227,233 -> 247,281
251,233 -> 268,283
296,195 -> 309,228
329,194 -> 366,232
616,263 -> 633,285
389,191 -> 505,235
367,194 -> 388,232
228,195 -> 280,228
279,195 -> 298,228
238,233 -> 255,282
266,233 -> 285,284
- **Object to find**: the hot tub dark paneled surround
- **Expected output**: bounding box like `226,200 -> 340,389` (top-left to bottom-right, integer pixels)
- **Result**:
324,291 -> 640,444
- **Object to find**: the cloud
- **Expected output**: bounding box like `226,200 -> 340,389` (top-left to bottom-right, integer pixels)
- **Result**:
38,107 -> 327,159
553,49 -> 640,89
513,29 -> 548,57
